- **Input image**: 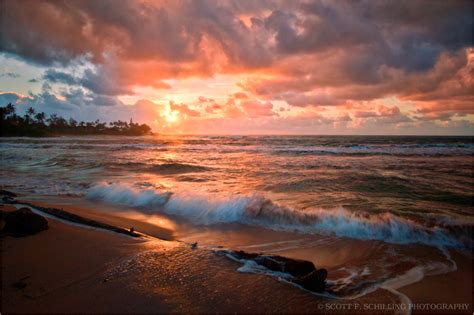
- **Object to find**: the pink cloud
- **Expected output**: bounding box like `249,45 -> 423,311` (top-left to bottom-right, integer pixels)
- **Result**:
240,100 -> 277,117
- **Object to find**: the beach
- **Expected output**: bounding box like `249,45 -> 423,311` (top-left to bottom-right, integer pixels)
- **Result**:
2,0 -> 473,312
0,0 -> 474,315
0,198 -> 377,313
1,194 -> 472,314
1,135 -> 473,313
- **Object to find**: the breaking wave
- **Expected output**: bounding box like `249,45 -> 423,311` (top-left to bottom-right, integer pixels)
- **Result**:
86,183 -> 471,249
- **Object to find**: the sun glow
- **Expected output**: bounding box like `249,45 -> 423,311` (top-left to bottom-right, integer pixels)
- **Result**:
164,109 -> 179,124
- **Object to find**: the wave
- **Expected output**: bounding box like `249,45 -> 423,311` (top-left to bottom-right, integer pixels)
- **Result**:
86,183 -> 471,249
272,144 -> 474,157
148,163 -> 210,174
87,183 -> 172,208
0,142 -> 165,151
338,247 -> 457,301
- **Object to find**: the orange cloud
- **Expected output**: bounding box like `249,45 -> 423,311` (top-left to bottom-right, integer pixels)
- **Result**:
1,0 -> 473,134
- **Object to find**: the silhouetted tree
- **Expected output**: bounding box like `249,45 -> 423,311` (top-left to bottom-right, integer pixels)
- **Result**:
35,112 -> 46,124
0,103 -> 153,137
27,107 -> 35,116
69,118 -> 78,128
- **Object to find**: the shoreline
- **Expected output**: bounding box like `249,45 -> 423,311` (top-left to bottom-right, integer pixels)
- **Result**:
1,198 -> 340,313
1,194 -> 472,313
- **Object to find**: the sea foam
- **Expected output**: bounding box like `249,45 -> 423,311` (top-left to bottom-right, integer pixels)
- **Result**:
86,183 -> 470,248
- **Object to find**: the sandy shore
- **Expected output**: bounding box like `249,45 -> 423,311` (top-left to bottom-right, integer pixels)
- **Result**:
399,250 -> 473,310
0,201 -> 348,313
1,198 -> 472,314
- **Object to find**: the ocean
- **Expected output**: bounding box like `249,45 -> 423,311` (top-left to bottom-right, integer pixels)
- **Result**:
1,135 -> 472,299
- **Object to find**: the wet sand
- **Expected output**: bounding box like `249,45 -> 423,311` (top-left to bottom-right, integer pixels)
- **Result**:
399,250 -> 473,313
1,198 -> 472,313
0,200 -> 390,313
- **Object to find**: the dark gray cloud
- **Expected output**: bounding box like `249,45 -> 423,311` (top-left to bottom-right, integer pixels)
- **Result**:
43,69 -> 78,85
4,0 -> 469,71
79,68 -> 134,96
2,84 -> 129,123
0,1 -> 93,65
42,68 -> 133,95
265,0 -> 472,73
0,0 -> 273,68
2,0 -> 471,82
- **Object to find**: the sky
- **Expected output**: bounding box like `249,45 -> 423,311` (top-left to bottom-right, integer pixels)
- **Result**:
0,0 -> 473,135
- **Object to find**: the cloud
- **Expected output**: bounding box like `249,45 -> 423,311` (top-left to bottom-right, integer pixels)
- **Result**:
240,100 -> 277,117
277,91 -> 344,107
0,0 -> 273,68
0,72 -> 20,78
43,69 -> 78,85
0,0 -> 472,134
42,63 -> 172,96
169,101 -> 201,117
198,96 -> 214,103
0,92 -> 22,105
233,92 -> 248,99
354,111 -> 378,118
351,105 -> 413,127
268,1 -> 472,70
0,82 -> 128,122
205,103 -> 222,113
2,0 -> 471,76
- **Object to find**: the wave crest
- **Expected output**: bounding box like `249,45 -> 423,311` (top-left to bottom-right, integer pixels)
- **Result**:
86,183 -> 471,249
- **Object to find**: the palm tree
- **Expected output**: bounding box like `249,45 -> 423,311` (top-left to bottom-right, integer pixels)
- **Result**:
5,103 -> 16,117
35,112 -> 46,124
69,118 -> 78,127
1,103 -> 153,136
24,107 -> 36,124
27,107 -> 36,116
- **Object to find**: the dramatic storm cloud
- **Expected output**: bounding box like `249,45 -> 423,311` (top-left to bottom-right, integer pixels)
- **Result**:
0,0 -> 472,134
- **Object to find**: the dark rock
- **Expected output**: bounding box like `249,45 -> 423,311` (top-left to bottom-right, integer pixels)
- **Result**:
275,256 -> 315,277
231,251 -> 316,277
232,250 -> 260,260
2,208 -> 48,236
12,276 -> 30,290
0,210 -> 5,230
12,280 -> 27,290
316,268 -> 328,281
294,269 -> 328,292
2,196 -> 16,204
254,255 -> 316,277
0,189 -> 17,197
227,250 -> 326,292
255,256 -> 283,272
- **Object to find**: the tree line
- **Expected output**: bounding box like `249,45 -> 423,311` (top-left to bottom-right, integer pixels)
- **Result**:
0,103 -> 152,137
